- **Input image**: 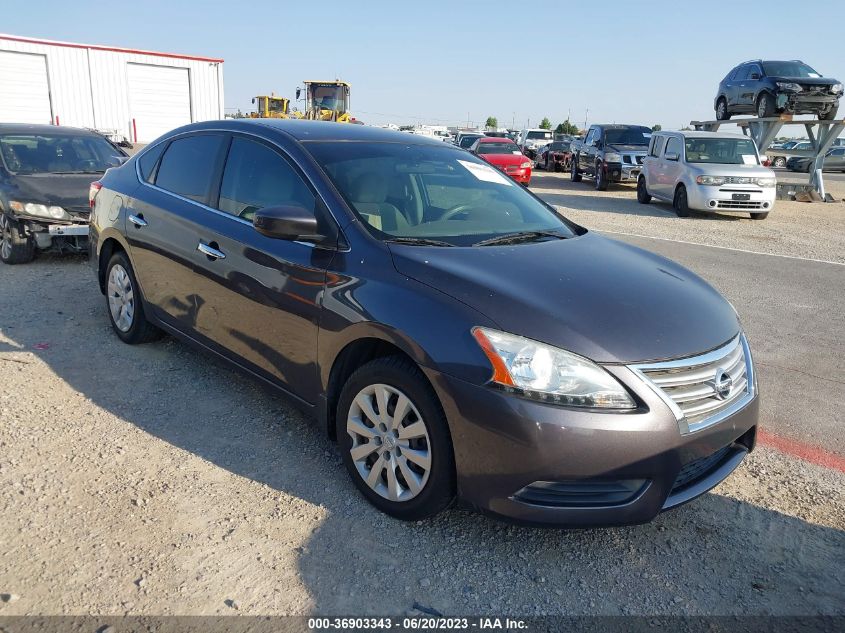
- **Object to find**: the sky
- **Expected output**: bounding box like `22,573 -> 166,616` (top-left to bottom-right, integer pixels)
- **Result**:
4,0 -> 845,130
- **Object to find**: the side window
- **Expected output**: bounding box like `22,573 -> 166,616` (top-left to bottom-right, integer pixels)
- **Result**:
729,66 -> 743,81
586,129 -> 597,145
155,134 -> 225,203
747,65 -> 762,80
217,137 -> 315,221
650,136 -> 667,157
137,142 -> 166,183
665,137 -> 682,157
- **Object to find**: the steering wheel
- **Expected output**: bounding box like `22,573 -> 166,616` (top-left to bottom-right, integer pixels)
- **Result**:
440,204 -> 474,222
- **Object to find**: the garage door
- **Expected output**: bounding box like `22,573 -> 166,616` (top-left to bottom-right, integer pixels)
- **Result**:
0,51 -> 52,124
127,63 -> 191,143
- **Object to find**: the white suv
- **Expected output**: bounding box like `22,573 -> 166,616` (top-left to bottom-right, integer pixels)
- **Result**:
638,131 -> 776,220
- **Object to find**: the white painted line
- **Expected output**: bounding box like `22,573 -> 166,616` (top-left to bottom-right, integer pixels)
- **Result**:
598,230 -> 845,267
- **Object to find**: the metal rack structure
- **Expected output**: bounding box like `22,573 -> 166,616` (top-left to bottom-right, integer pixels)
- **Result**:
690,115 -> 845,199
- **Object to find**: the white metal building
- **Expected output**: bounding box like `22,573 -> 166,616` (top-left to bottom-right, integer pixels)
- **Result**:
0,34 -> 224,143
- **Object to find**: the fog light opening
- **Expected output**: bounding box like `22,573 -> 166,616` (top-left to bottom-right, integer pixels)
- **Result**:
708,200 -> 717,208
762,202 -> 770,209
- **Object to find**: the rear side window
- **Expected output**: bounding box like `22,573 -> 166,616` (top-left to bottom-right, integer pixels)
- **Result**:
155,134 -> 225,203
665,137 -> 682,157
649,136 -> 667,157
137,143 -> 165,183
217,137 -> 315,221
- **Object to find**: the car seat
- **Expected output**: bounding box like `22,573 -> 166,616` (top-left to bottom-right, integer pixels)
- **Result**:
349,172 -> 409,233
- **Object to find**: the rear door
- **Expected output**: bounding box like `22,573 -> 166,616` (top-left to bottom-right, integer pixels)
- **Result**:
726,65 -> 747,108
127,132 -> 228,333
187,134 -> 337,400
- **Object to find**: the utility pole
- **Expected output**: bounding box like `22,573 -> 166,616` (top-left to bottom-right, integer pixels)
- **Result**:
584,108 -> 589,130
467,112 -> 470,129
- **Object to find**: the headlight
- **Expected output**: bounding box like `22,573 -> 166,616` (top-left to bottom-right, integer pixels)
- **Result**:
776,82 -> 803,92
520,161 -> 531,168
9,201 -> 69,220
471,327 -> 636,409
831,83 -> 843,94
754,177 -> 776,187
604,152 -> 622,162
696,175 -> 726,186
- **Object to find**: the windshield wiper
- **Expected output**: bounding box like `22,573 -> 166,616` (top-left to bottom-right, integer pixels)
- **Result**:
385,237 -> 455,247
48,170 -> 104,175
473,230 -> 569,247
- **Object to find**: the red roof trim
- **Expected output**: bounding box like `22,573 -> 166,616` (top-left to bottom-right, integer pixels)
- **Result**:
0,34 -> 224,63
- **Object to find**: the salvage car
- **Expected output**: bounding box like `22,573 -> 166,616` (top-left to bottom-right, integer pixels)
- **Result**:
538,141 -> 573,172
90,119 -> 759,527
786,146 -> 845,172
715,59 -> 842,121
638,131 -> 775,219
0,124 -> 127,264
571,124 -> 651,190
469,136 -> 532,185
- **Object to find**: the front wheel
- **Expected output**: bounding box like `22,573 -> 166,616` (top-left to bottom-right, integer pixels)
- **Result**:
820,105 -> 838,121
757,93 -> 776,118
637,177 -> 652,204
673,185 -> 691,217
0,214 -> 35,265
570,157 -> 582,182
773,156 -> 786,168
105,251 -> 163,344
595,162 -> 608,191
337,356 -> 455,521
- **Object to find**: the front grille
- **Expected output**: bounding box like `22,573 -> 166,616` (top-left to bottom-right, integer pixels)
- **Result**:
716,200 -> 765,209
631,335 -> 754,433
513,479 -> 646,508
671,446 -> 732,493
622,155 -> 646,165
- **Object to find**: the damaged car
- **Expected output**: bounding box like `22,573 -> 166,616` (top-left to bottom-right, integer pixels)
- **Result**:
0,124 -> 127,264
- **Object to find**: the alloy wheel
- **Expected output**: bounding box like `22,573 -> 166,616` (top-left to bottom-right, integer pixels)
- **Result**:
0,216 -> 11,261
107,264 -> 135,332
346,383 -> 431,502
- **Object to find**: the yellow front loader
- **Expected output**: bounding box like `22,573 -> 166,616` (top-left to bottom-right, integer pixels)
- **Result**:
296,80 -> 356,122
249,95 -> 291,119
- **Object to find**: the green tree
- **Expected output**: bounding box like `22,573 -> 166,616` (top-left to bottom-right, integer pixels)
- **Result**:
539,117 -> 552,130
555,119 -> 579,135
651,124 -> 662,132
485,116 -> 498,129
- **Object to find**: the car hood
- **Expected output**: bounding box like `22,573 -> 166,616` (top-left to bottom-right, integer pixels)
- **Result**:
389,232 -> 740,364
11,173 -> 102,212
768,75 -> 839,87
481,153 -> 528,167
607,144 -> 649,153
689,163 -> 775,178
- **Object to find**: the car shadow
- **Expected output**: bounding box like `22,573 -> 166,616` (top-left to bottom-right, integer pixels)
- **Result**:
0,260 -> 843,617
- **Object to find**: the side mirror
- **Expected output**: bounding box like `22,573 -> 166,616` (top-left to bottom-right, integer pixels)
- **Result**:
595,140 -> 603,149
665,151 -> 680,161
253,205 -> 321,242
750,73 -> 760,80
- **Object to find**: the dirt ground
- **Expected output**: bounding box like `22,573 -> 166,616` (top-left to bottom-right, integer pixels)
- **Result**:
0,174 -> 843,617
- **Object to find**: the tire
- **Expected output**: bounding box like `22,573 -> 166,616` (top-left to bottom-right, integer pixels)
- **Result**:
105,251 -> 163,344
750,212 -> 769,220
806,162 -> 814,173
716,98 -> 731,121
0,214 -> 35,265
773,156 -> 786,168
637,177 -> 652,204
757,93 -> 776,118
673,185 -> 691,217
545,156 -> 550,171
595,162 -> 608,191
570,156 -> 582,182
336,356 -> 455,521
820,105 -> 838,121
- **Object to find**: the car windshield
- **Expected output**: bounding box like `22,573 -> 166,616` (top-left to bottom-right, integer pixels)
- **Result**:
459,135 -> 482,148
684,138 -> 760,165
307,142 -> 578,246
0,133 -> 124,174
604,128 -> 651,146
526,131 -> 553,140
477,142 -> 521,155
761,61 -> 821,78
549,142 -> 570,151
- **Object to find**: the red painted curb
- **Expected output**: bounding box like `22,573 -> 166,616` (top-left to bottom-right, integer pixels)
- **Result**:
758,429 -> 845,474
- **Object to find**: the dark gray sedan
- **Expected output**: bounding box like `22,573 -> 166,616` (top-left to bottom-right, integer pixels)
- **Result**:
786,146 -> 845,172
89,119 -> 759,527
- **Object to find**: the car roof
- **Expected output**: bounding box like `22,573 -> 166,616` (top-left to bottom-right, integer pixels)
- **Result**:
0,123 -> 103,137
661,130 -> 750,140
594,124 -> 651,129
476,136 -> 517,143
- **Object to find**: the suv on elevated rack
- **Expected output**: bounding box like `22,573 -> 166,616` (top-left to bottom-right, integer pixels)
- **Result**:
570,124 -> 652,190
715,60 -> 842,121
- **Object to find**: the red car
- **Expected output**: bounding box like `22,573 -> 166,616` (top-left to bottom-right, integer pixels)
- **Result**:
469,136 -> 532,185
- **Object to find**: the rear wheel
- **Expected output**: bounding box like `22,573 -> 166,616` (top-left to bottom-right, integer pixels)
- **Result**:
673,185 -> 691,217
595,162 -> 608,191
337,356 -> 455,521
570,157 -> 582,182
637,177 -> 652,204
773,156 -> 786,168
0,214 -> 35,265
105,251 -> 163,344
716,98 -> 731,121
757,93 -> 776,118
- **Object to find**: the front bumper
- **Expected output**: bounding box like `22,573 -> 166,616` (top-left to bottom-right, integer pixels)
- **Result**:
686,185 -> 776,213
425,365 -> 758,527
501,166 -> 531,184
779,92 -> 839,114
604,161 -> 641,183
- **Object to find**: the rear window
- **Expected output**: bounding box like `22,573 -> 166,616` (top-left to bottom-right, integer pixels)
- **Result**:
154,134 -> 225,203
137,142 -> 166,183
526,131 -> 553,140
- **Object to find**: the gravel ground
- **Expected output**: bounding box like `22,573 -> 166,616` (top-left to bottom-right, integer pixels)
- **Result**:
1,250 -> 843,617
531,171 -> 845,264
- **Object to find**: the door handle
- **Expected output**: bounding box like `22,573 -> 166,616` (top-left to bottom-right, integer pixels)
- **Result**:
128,214 -> 147,227
197,242 -> 226,260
